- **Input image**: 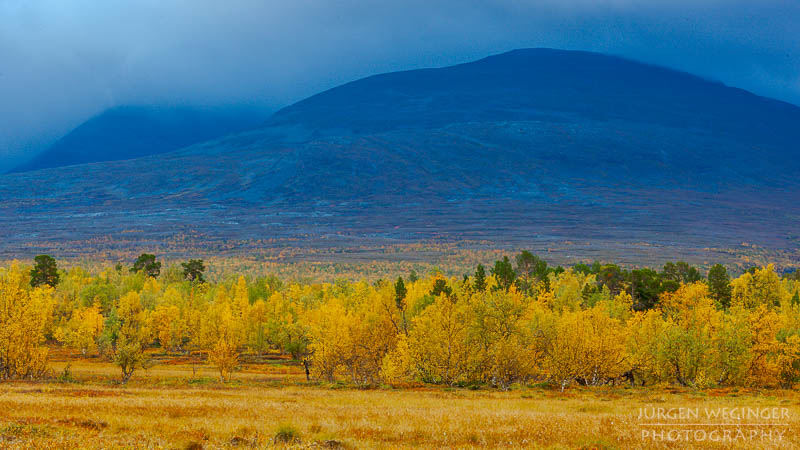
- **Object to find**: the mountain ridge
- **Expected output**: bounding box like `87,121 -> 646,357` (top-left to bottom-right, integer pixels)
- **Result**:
10,105 -> 267,173
1,48 -> 798,262
264,48 -> 800,146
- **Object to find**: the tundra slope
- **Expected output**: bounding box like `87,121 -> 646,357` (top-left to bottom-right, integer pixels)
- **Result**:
1,49 -> 799,261
10,105 -> 266,173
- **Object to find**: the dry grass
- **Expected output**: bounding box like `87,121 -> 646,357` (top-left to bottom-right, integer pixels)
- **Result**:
2,357 -> 800,448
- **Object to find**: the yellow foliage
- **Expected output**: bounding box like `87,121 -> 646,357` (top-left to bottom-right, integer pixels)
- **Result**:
0,264 -> 54,379
776,335 -> 800,388
470,289 -> 537,387
659,282 -> 712,318
655,296 -> 721,386
305,288 -> 396,384
232,275 -> 250,319
209,338 -> 239,382
246,299 -> 270,355
4,259 -> 800,392
626,310 -> 669,384
745,305 -> 782,386
713,306 -> 753,385
56,302 -> 104,355
407,296 -> 474,385
731,265 -> 789,309
548,269 -> 588,312
540,306 -> 628,390
596,291 -> 632,321
202,288 -> 247,381
380,334 -> 413,384
112,291 -> 151,383
151,304 -> 184,352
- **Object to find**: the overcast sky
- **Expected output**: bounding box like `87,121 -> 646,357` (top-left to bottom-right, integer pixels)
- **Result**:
1,0 -> 798,168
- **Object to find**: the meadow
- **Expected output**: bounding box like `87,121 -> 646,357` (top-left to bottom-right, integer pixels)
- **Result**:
3,253 -> 800,448
2,350 -> 799,449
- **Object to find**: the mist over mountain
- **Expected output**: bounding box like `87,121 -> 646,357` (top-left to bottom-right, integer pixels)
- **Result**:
1,49 -> 798,262
255,48 -> 800,197
10,105 -> 267,173
271,49 -> 800,146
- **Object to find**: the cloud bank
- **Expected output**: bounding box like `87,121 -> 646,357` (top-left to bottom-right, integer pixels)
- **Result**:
1,0 -> 798,168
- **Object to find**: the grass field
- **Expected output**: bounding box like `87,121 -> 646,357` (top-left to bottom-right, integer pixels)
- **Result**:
1,352 -> 798,449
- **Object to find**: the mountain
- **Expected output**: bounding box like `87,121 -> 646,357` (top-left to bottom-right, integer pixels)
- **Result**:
242,48 -> 800,200
1,49 -> 799,263
10,105 -> 267,173
271,48 -> 798,147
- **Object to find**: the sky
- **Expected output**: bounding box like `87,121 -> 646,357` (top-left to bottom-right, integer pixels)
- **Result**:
1,0 -> 798,169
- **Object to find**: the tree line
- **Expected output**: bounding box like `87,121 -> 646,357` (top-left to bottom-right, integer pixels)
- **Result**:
2,252 -> 800,390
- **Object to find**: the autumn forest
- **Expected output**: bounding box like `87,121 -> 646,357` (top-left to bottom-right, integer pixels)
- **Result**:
4,252 -> 800,389
2,252 -> 800,447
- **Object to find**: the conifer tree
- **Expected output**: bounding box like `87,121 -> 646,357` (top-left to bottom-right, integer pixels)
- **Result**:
473,264 -> 487,292
30,255 -> 59,288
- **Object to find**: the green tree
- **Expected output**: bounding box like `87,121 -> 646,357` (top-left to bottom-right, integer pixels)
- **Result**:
395,277 -> 408,334
430,279 -> 452,298
707,264 -> 732,308
515,251 -> 540,277
181,259 -> 206,283
408,270 -> 419,283
630,268 -> 664,311
596,264 -> 627,295
784,270 -> 800,281
491,257 -> 516,292
573,261 -> 602,275
662,261 -> 702,291
30,255 -> 59,288
395,277 -> 407,309
103,292 -> 150,383
580,283 -> 599,307
130,253 -> 161,278
473,264 -> 487,292
792,291 -> 800,307
515,251 -> 546,293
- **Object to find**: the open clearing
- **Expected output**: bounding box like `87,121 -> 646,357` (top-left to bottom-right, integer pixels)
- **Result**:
1,356 -> 799,449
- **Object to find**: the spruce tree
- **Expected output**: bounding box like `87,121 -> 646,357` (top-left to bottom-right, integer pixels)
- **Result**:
131,253 -> 161,278
30,254 -> 59,288
181,259 -> 206,283
491,256 -> 516,292
394,277 -> 408,334
394,277 -> 407,310
473,264 -> 487,292
708,264 -> 732,308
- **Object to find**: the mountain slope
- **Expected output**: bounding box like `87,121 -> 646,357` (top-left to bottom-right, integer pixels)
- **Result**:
269,49 -> 800,148
1,49 -> 798,262
11,105 -> 267,173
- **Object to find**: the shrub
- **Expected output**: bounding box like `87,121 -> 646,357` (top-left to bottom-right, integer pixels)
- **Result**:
274,423 -> 301,444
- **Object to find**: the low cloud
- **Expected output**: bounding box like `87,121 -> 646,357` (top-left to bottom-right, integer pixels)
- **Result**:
1,0 -> 798,168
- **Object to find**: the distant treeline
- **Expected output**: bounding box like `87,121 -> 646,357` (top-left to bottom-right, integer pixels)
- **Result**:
2,252 -> 800,390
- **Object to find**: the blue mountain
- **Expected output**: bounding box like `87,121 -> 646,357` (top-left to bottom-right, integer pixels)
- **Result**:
1,49 -> 798,260
11,105 -> 267,173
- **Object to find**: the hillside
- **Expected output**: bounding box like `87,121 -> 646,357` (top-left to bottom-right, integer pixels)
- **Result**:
1,49 -> 799,264
10,105 -> 266,173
